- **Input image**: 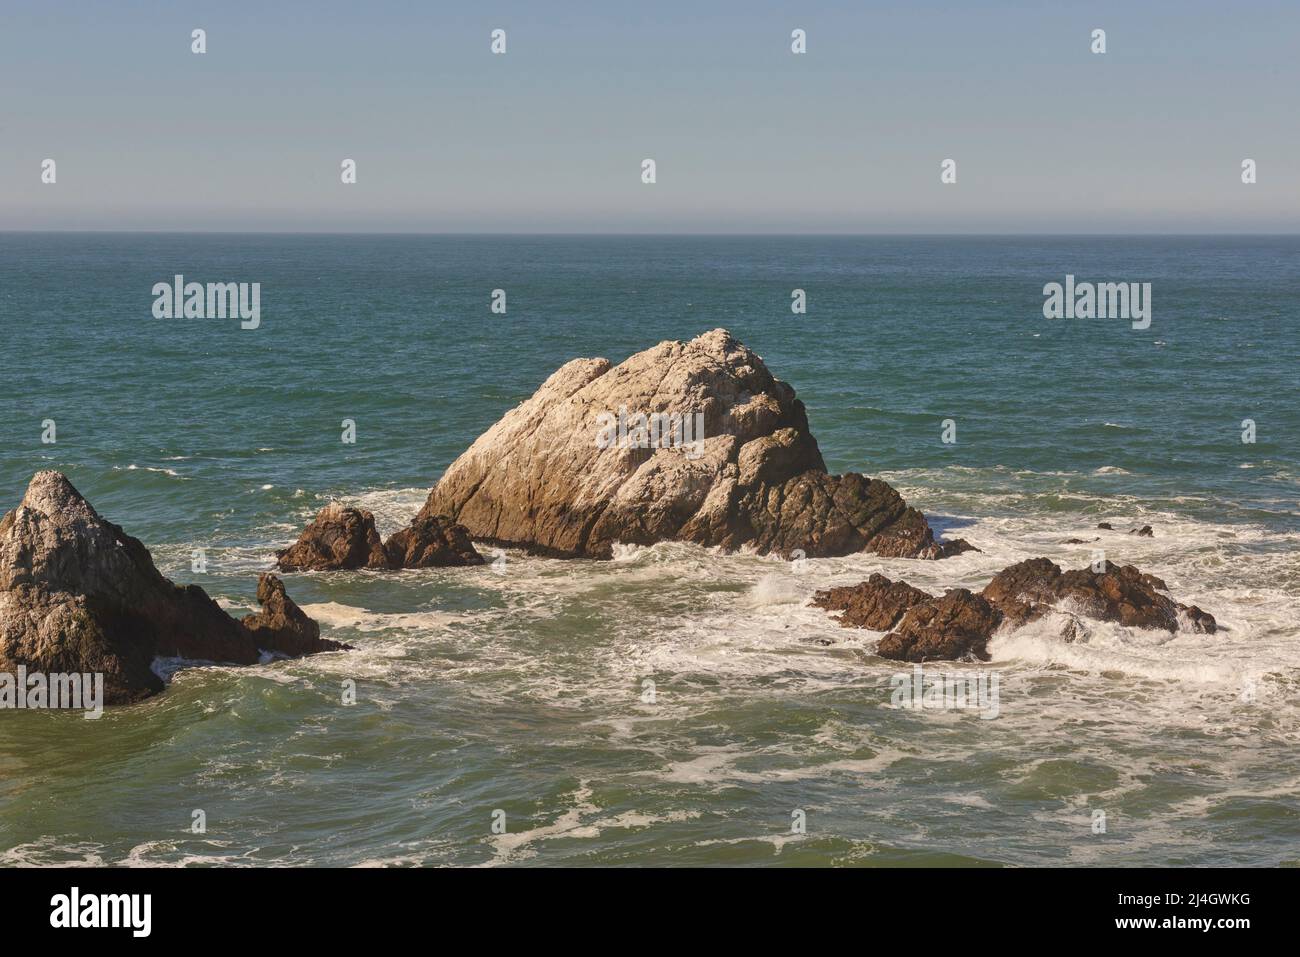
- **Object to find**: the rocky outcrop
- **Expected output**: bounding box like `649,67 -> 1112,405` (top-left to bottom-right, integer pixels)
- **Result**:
415,329 -> 971,560
383,515 -> 484,568
241,573 -> 348,657
0,471 -> 345,705
818,557 -> 1216,662
277,503 -> 390,571
981,558 -> 1213,633
279,503 -> 484,571
813,573 -> 932,630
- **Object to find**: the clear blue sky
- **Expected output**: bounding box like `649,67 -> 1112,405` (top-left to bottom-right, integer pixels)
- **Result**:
2,0 -> 1296,232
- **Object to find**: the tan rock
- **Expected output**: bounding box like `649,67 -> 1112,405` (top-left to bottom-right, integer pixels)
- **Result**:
417,329 -> 971,559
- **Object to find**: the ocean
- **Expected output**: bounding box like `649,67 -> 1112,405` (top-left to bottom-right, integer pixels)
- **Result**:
0,233 -> 1297,866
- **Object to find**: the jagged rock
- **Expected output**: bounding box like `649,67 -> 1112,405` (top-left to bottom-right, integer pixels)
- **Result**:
812,573 -> 933,630
981,558 -> 1212,633
241,573 -> 349,657
416,329 -> 971,559
383,515 -> 484,568
875,589 -> 1003,662
278,503 -> 389,571
820,556 -> 1216,662
0,471 -> 344,706
1097,522 -> 1114,530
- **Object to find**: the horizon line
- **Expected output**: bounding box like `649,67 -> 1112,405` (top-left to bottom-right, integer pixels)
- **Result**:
4,229 -> 1299,239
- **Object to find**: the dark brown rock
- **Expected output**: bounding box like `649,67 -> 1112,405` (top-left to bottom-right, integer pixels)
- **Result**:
0,471 -> 345,706
812,573 -> 932,630
876,589 -> 1003,662
1097,522 -> 1114,530
1130,525 -> 1154,537
822,555 -> 1217,663
982,558 -> 1213,633
418,329 -> 971,560
241,573 -> 351,657
278,503 -> 389,571
383,515 -> 484,568
1180,605 -> 1218,633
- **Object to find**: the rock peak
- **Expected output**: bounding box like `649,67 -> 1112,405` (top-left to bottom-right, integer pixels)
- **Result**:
686,327 -> 745,355
20,470 -> 98,522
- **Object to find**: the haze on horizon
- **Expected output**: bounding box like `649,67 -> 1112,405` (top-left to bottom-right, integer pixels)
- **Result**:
3,0 -> 1297,234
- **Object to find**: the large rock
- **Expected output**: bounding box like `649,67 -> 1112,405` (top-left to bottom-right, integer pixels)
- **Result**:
0,471 -> 345,705
277,503 -> 390,571
819,557 -> 1216,662
415,329 -> 971,559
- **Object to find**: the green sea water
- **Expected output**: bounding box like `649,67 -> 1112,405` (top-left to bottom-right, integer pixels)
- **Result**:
1,234 -> 1297,866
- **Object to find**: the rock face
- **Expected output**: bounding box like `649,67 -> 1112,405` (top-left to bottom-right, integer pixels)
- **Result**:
416,329 -> 971,559
0,471 -> 346,705
383,515 -> 484,568
818,557 -> 1216,662
278,504 -> 390,571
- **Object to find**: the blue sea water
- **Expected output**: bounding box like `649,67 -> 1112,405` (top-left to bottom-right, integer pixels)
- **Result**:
0,234 -> 1297,866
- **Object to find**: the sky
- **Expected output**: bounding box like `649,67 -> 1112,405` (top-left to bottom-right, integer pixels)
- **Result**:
1,0 -> 1297,233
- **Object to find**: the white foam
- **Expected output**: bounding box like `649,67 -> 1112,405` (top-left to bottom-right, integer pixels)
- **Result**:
299,601 -> 455,633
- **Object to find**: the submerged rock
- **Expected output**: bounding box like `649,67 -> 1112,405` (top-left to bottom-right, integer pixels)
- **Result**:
0,471 -> 345,705
277,503 -> 390,571
818,556 -> 1216,662
416,329 -> 971,560
1095,521 -> 1153,537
